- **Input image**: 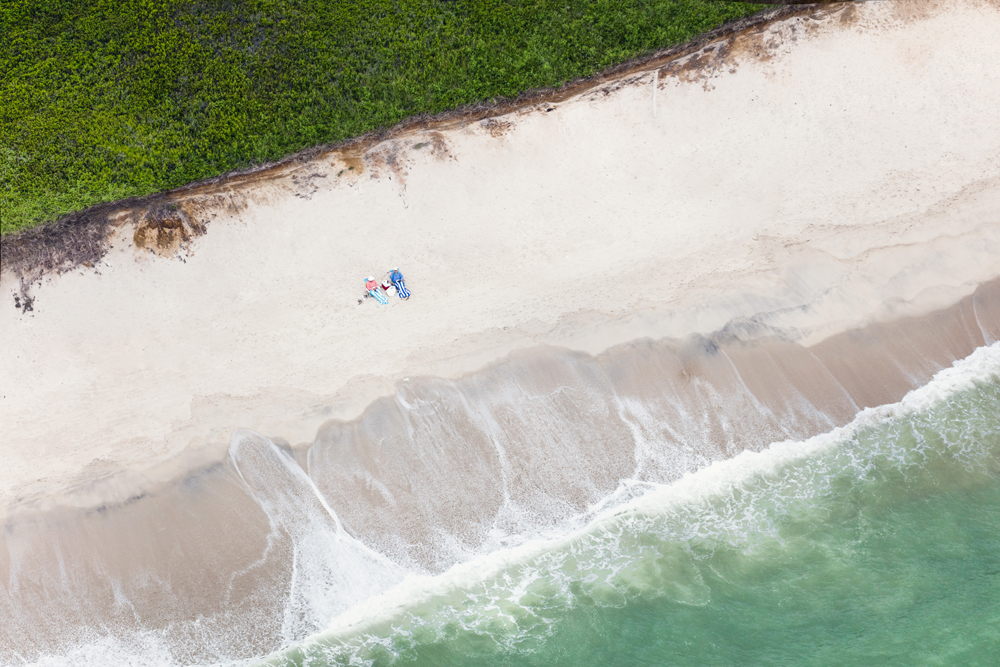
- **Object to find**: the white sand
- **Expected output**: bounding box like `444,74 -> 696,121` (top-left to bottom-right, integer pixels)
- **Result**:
2,0 -> 999,513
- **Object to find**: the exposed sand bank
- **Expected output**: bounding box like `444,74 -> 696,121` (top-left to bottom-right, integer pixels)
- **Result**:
2,0 -> 999,518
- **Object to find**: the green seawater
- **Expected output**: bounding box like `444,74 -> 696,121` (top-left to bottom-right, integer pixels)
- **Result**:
270,354 -> 1000,667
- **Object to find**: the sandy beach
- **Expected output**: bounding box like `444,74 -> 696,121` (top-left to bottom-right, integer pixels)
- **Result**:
2,2 -> 1000,662
4,0 -> 999,516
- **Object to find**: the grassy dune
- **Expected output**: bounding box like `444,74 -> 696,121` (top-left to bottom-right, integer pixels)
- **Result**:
1,0 -> 764,235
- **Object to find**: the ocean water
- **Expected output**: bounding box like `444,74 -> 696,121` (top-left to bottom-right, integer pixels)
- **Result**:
261,345 -> 1000,667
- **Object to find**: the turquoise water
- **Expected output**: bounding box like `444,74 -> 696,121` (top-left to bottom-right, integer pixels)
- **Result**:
270,350 -> 1000,667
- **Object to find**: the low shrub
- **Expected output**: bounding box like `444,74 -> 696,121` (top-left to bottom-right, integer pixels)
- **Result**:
1,0 -> 764,235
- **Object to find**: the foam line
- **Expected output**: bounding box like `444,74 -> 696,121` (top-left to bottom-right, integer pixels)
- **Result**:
273,343 -> 999,661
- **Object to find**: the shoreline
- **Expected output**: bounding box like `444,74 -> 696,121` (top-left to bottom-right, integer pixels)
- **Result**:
2,0 -> 1000,514
309,341 -> 1000,651
3,304 -> 997,664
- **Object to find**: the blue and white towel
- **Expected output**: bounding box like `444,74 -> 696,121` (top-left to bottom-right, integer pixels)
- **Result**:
392,278 -> 410,299
369,288 -> 388,305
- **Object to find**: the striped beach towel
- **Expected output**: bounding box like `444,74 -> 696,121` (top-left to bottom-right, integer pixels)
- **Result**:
392,277 -> 410,299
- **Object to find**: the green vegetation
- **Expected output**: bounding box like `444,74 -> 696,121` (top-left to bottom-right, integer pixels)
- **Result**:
1,0 -> 764,235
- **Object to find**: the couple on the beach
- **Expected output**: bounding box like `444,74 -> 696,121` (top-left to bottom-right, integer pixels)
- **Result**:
364,268 -> 410,304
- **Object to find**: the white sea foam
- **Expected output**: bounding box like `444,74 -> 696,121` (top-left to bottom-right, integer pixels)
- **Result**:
230,432 -> 407,643
18,343 -> 999,667
270,343 -> 1000,663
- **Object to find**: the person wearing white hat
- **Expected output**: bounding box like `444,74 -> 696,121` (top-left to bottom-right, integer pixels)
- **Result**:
389,267 -> 410,300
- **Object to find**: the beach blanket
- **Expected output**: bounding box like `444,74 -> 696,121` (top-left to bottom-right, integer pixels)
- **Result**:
369,288 -> 388,305
392,278 -> 410,299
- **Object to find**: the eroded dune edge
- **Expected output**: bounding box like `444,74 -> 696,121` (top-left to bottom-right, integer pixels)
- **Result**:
2,0 -> 1000,664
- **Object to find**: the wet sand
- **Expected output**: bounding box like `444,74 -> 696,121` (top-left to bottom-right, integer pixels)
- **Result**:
2,281 -> 998,664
